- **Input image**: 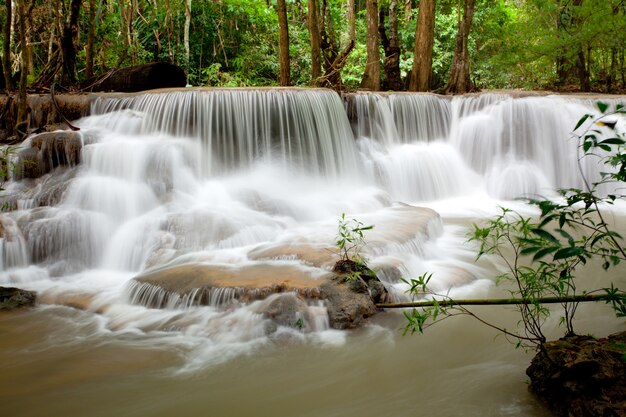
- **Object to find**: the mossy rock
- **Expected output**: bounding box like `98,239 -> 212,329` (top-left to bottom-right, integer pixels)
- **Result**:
0,286 -> 36,310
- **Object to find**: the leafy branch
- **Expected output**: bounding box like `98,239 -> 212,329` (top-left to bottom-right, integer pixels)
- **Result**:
395,102 -> 626,349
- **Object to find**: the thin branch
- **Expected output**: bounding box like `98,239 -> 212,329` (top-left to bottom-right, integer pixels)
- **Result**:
377,293 -> 620,308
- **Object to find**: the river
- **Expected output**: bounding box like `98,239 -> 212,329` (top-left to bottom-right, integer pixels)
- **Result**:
1,89 -> 625,416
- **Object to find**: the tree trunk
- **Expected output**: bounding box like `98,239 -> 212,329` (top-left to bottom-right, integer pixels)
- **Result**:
443,0 -> 475,94
308,0 -> 321,84
15,0 -> 29,140
409,0 -> 435,91
61,0 -> 82,85
184,0 -> 192,83
378,0 -> 402,91
404,0 -> 412,21
320,0 -> 354,90
360,0 -> 380,90
2,0 -> 13,90
577,47 -> 590,92
277,0 -> 291,86
85,0 -> 96,79
555,0 -> 567,87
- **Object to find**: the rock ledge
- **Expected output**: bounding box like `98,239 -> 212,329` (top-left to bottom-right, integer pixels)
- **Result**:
527,332 -> 626,417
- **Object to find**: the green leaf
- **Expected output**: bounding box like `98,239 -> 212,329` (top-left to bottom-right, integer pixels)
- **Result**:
553,247 -> 584,261
600,138 -> 625,145
575,114 -> 591,130
520,246 -> 542,256
596,102 -> 609,113
599,144 -> 612,152
531,228 -> 560,244
532,246 -> 559,261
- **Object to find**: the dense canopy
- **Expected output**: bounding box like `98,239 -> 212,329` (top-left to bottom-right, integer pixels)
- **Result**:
1,0 -> 625,94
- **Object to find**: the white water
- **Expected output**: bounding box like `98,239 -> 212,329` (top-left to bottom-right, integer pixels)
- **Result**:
1,89 -> 625,416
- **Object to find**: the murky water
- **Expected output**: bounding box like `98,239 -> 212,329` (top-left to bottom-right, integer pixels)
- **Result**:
1,89 -> 625,416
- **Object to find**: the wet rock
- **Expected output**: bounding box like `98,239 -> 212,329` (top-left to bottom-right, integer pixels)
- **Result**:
0,286 -> 36,310
131,263 -> 332,309
319,279 -> 377,329
0,94 -> 91,140
375,265 -> 403,284
17,131 -> 82,179
256,293 -> 311,332
527,332 -> 626,417
130,260 -> 390,329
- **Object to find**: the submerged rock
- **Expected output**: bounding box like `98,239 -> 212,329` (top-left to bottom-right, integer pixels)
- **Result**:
0,286 -> 36,310
255,293 -> 312,332
527,332 -> 626,417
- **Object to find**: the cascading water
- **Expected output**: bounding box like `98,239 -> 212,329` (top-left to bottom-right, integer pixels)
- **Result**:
0,88 -> 624,374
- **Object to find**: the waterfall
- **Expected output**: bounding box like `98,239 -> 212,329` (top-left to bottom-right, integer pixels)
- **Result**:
1,88 -> 623,366
90,88 -> 361,178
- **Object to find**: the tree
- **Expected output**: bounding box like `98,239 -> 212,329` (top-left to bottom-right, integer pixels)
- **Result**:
360,0 -> 380,90
184,0 -> 192,83
320,0 -> 355,90
2,0 -> 13,91
308,0 -> 322,85
277,0 -> 291,86
442,0 -> 475,94
61,0 -> 82,85
85,0 -> 96,79
15,0 -> 29,140
379,0 -> 403,91
409,0 -> 435,91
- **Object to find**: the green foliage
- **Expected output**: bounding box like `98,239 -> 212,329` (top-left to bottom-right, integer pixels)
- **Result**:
403,102 -> 626,348
0,146 -> 19,192
336,213 -> 374,263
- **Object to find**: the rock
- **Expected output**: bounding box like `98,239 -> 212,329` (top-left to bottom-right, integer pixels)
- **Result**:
0,286 -> 36,310
128,260 -> 390,329
526,332 -> 626,417
17,131 -> 82,179
131,263 -> 332,309
255,293 -> 312,332
0,94 -> 92,140
83,62 -> 187,93
248,243 -> 339,269
319,279 -> 377,329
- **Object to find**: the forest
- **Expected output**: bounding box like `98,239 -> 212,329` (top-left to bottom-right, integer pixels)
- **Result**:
1,0 -> 625,97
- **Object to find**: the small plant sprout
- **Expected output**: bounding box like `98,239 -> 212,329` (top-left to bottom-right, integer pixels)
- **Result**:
336,213 -> 374,263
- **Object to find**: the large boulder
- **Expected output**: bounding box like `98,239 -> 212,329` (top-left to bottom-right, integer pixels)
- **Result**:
84,62 -> 187,93
527,332 -> 626,417
0,286 -> 36,310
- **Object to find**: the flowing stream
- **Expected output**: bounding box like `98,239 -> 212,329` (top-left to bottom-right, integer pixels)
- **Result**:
1,89 -> 625,416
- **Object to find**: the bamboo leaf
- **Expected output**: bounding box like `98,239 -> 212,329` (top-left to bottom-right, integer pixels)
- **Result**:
575,114 -> 591,130
553,247 -> 583,260
532,246 -> 559,261
531,228 -> 559,244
